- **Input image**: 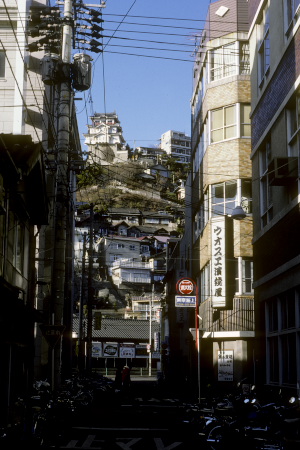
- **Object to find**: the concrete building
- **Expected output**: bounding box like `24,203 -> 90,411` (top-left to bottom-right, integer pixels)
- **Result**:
249,0 -> 300,395
160,130 -> 191,163
173,0 -> 254,393
84,112 -> 128,165
0,0 -> 83,424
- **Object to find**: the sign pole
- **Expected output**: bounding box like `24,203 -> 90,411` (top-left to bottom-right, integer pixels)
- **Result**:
195,284 -> 201,403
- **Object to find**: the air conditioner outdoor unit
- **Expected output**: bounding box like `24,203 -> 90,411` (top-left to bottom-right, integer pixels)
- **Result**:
268,157 -> 298,186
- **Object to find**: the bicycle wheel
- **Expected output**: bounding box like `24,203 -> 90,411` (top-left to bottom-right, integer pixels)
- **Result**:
206,425 -> 225,450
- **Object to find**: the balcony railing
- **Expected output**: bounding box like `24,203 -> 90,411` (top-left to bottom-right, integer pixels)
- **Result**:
122,276 -> 151,284
111,259 -> 152,269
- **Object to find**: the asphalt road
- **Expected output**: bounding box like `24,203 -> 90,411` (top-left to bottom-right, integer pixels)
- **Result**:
39,378 -> 205,450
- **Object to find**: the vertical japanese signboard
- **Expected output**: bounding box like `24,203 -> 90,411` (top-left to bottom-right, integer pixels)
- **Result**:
218,350 -> 233,381
211,217 -> 226,308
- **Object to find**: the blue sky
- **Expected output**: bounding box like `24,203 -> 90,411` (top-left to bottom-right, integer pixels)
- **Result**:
71,0 -> 211,151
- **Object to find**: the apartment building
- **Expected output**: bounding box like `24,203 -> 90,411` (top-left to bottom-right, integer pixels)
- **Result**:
160,130 -> 191,163
249,0 -> 300,394
184,0 -> 254,390
83,112 -> 128,165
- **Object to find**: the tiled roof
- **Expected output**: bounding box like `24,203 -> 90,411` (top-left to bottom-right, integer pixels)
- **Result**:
73,316 -> 160,341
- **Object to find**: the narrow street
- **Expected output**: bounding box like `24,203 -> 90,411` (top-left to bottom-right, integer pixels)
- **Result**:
40,378 -> 204,450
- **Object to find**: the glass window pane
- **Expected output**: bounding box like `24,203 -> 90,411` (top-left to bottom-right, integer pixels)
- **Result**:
241,124 -> 251,137
0,52 -> 5,78
212,203 -> 224,216
240,42 -> 250,74
225,181 -> 237,200
212,184 -> 224,202
211,49 -> 222,80
269,336 -> 279,382
225,125 -> 236,139
225,106 -> 235,125
225,201 -> 236,216
241,104 -> 251,123
223,43 -> 236,77
242,180 -> 252,198
211,129 -> 223,142
212,109 -> 223,128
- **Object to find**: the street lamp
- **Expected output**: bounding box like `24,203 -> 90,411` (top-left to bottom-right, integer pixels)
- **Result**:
230,205 -> 246,220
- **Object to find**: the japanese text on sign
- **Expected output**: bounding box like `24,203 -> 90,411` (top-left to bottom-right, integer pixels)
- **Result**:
218,350 -> 233,381
211,217 -> 226,308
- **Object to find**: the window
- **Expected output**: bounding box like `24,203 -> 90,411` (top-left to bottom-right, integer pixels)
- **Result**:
286,95 -> 300,157
211,105 -> 236,143
210,43 -> 236,81
111,243 -> 124,249
240,42 -> 250,74
240,104 -> 251,137
260,141 -> 273,227
241,179 -> 253,214
210,103 -> 250,143
129,245 -> 136,251
267,298 -> 278,332
211,181 -> 237,217
266,289 -> 299,386
281,291 -> 296,329
281,333 -> 297,384
209,41 -> 249,81
234,258 -> 253,294
268,336 -> 279,382
14,222 -> 24,272
258,5 -> 270,85
110,255 -> 121,262
200,263 -> 211,303
285,0 -> 300,34
0,51 -> 5,78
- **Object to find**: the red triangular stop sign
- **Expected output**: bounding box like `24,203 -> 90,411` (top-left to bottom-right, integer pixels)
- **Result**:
40,324 -> 66,349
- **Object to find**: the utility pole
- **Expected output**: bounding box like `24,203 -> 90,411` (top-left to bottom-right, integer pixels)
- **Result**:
86,203 -> 94,374
27,0 -> 105,389
149,284 -> 154,376
78,232 -> 87,374
51,0 -> 73,390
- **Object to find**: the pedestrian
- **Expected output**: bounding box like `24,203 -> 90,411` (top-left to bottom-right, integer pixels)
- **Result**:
114,366 -> 123,391
122,365 -> 131,393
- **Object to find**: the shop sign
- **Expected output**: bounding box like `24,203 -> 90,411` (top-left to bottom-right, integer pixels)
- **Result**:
211,217 -> 226,308
218,350 -> 233,381
175,295 -> 196,307
176,278 -> 195,295
103,342 -> 118,357
92,342 -> 102,358
119,344 -> 135,358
